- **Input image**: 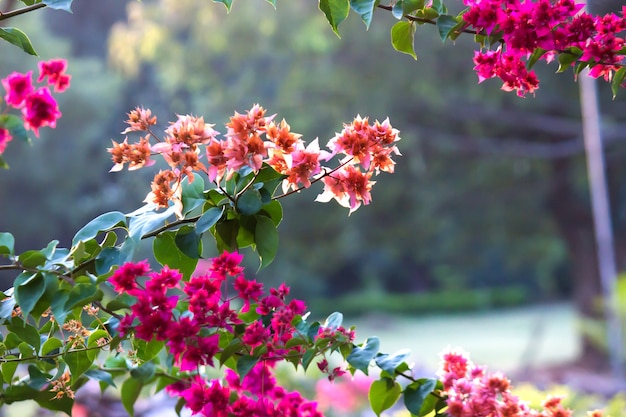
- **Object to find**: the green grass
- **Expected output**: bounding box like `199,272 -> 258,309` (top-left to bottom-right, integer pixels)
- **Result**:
344,302 -> 579,373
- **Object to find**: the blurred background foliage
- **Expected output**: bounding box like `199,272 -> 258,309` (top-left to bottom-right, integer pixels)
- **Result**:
1,0 -> 626,324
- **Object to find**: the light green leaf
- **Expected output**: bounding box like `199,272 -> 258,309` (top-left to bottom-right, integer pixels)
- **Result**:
369,378 -> 402,416
323,312 -> 343,330
265,0 -> 276,7
43,0 -> 73,12
128,206 -> 175,240
135,339 -> 165,362
391,21 -> 417,59
130,361 -> 156,383
63,349 -> 94,383
254,215 -> 279,269
153,232 -> 198,279
72,211 -> 126,246
319,0 -> 350,36
403,0 -> 425,14
350,0 -> 376,29
347,337 -> 380,375
259,200 -> 283,227
557,51 -> 579,73
181,176 -> 206,215
212,0 -> 232,11
375,349 -> 411,375
612,67 -> 626,98
0,27 -> 37,56
0,232 -> 14,256
0,114 -> 29,144
41,336 -> 63,356
7,317 -> 40,351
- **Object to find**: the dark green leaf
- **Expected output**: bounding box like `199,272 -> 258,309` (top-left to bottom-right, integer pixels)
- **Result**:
28,365 -> 51,390
255,215 -> 279,269
175,226 -> 202,259
350,0 -> 376,29
527,47 -> 546,69
43,0 -> 73,12
50,289 -> 70,326
64,282 -> 100,310
214,219 -> 239,252
391,21 -> 417,60
404,378 -> 438,415
121,377 -> 143,416
18,250 -> 47,268
130,361 -> 156,383
2,356 -> 18,383
236,355 -> 259,379
0,27 -> 37,55
319,0 -> 350,36
369,378 -> 402,416
557,51 -> 579,73
196,207 -> 224,234
72,211 -> 126,246
7,317 -> 41,351
302,349 -> 316,370
436,14 -> 459,42
14,272 -> 45,319
236,189 -> 264,215
84,368 -> 117,388
347,337 -> 380,375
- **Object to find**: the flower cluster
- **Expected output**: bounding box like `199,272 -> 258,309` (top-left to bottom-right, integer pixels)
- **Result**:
108,105 -> 400,215
0,59 -> 69,150
463,0 -> 626,96
109,251 -> 354,416
439,350 -> 578,417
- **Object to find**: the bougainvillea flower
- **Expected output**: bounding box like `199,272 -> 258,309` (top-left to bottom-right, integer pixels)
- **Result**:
0,128 -> 13,154
2,71 -> 34,108
21,87 -> 62,136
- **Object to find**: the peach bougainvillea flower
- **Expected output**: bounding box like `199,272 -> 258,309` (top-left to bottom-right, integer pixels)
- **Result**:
122,106 -> 158,134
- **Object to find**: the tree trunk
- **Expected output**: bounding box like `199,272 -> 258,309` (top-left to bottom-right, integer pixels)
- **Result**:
547,157 -> 608,369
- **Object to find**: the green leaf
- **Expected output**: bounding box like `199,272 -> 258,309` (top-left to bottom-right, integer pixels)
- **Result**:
236,189 -> 264,215
0,114 -> 29,143
557,51 -> 579,73
431,0 -> 446,14
347,337 -> 380,375
18,250 -> 47,268
375,349 -> 411,375
7,317 -> 41,351
64,282 -> 100,311
236,355 -> 259,379
612,67 -> 626,98
212,0 -> 232,11
196,207 -> 224,234
63,349 -> 94,383
392,1 -> 404,19
175,226 -> 202,259
0,27 -> 37,55
369,378 -> 402,416
255,215 -> 279,269
350,0 -> 376,29
403,0 -> 425,14
214,219 -> 239,252
2,356 -> 18,383
41,336 -> 63,356
134,338 -> 165,362
0,232 -> 14,256
181,176 -> 206,215
50,289 -> 70,326
128,206 -> 175,240
121,377 -> 143,416
14,272 -> 45,319
527,47 -> 546,69
153,232 -> 198,279
87,329 -> 109,361
319,0 -> 350,36
391,21 -> 417,60
259,200 -> 283,227
43,0 -> 73,12
436,14 -> 459,42
130,361 -> 156,383
236,215 -> 256,248
404,378 -> 438,415
72,211 -> 126,246
323,312 -> 343,330
84,368 -> 117,388
265,0 -> 277,8
28,365 -> 51,390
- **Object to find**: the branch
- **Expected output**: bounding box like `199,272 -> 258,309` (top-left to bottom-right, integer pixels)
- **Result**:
0,3 -> 46,22
140,216 -> 200,239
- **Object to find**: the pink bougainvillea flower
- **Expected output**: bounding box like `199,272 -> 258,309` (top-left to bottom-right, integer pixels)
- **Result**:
2,70 -> 34,108
0,128 -> 13,154
38,59 -> 71,92
22,87 -> 62,136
